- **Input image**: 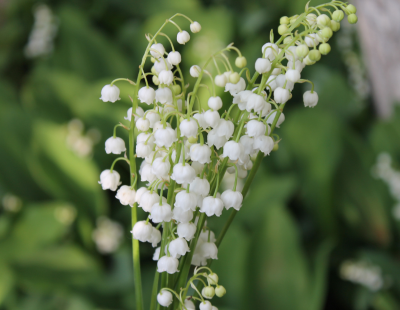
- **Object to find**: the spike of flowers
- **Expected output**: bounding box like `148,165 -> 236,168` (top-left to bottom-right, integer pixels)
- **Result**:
97,3 -> 358,309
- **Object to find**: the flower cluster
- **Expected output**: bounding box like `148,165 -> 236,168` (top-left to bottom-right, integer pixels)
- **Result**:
98,3 -> 357,309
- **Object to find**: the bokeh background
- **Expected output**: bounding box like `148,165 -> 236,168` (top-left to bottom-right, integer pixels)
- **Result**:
1,0 -> 400,309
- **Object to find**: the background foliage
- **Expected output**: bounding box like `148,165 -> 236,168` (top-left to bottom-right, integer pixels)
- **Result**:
1,0 -> 400,309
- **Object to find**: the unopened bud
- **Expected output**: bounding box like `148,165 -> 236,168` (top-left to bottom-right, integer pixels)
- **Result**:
346,4 -> 357,14
332,10 -> 344,22
151,66 -> 157,75
296,44 -> 309,59
320,27 -> 333,39
289,15 -> 299,24
308,50 -> 321,62
272,143 -> 279,151
348,14 -> 358,24
278,24 -> 289,35
152,75 -> 160,85
319,43 -> 331,55
317,14 -> 331,28
151,57 -> 156,63
202,286 -> 215,299
280,16 -> 289,24
188,136 -> 198,144
172,84 -> 181,95
235,56 -> 247,68
303,55 -> 316,66
215,285 -> 226,297
229,72 -> 240,84
330,20 -> 340,32
283,37 -> 292,45
208,273 -> 219,285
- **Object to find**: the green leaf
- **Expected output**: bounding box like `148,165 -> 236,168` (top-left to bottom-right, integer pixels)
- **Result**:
0,261 -> 13,306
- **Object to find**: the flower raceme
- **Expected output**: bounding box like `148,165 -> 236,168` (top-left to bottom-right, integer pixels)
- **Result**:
97,4 -> 358,309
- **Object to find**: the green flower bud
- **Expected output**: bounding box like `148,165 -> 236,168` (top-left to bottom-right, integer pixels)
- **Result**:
207,273 -> 219,285
235,56 -> 247,68
151,66 -> 157,75
348,14 -> 358,24
152,75 -> 160,85
330,20 -> 341,32
150,57 -> 156,63
346,4 -> 357,14
280,16 -> 289,25
278,24 -> 289,35
303,55 -> 316,66
319,43 -> 331,55
290,15 -> 299,24
272,143 -> 279,152
202,286 -> 215,299
283,37 -> 293,45
215,285 -> 226,297
229,72 -> 240,84
188,136 -> 198,143
308,50 -> 321,62
172,84 -> 181,95
320,27 -> 333,39
296,44 -> 309,59
332,10 -> 344,22
317,14 -> 331,28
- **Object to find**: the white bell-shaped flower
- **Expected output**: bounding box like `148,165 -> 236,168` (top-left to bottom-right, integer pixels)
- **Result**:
239,135 -> 255,155
149,227 -> 161,247
253,135 -> 274,155
192,161 -> 205,175
207,129 -> 227,150
287,60 -> 305,73
155,87 -> 173,104
177,30 -> 190,44
200,196 -> 224,217
105,137 -> 126,154
136,143 -> 153,158
150,43 -> 165,58
180,119 -> 198,138
223,141 -> 244,161
154,127 -> 177,148
177,222 -> 197,241
138,86 -> 155,105
157,290 -> 173,307
305,33 -> 320,47
139,191 -> 160,212
99,169 -> 121,191
303,90 -> 319,107
153,120 -> 170,132
215,74 -> 227,87
214,119 -> 234,139
221,189 -> 243,211
208,96 -> 223,110
135,187 -> 149,204
157,256 -> 179,274
137,132 -> 155,146
151,202 -> 173,223
266,75 -> 278,92
152,158 -> 170,179
233,90 -> 252,110
175,191 -> 198,211
246,93 -> 266,113
140,163 -> 157,184
168,238 -> 190,258
167,51 -> 181,65
171,163 -> 196,184
131,221 -> 153,242
245,120 -> 266,137
267,111 -> 285,128
199,229 -> 216,243
190,144 -> 211,164
274,87 -> 290,104
136,117 -> 150,132
190,65 -> 201,77
276,74 -> 294,91
100,84 -> 120,103
204,110 -> 220,128
190,177 -> 210,197
285,45 -> 298,62
172,206 -> 194,223
285,69 -> 301,83
116,185 -> 136,206
154,57 -> 172,73
261,102 -> 272,117
225,77 -> 246,96
199,300 -> 213,310
190,21 -> 201,33
193,113 -> 208,129
158,70 -> 174,85
255,58 -> 271,74
147,111 -> 161,128
182,298 -> 196,310
153,247 -> 161,261
261,43 -> 279,61
200,241 -> 218,259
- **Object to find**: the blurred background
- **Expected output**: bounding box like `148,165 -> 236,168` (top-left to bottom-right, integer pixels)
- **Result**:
1,0 -> 400,309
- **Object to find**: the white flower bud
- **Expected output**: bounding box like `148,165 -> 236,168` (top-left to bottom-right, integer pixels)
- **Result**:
190,144 -> 211,164
306,13 -> 317,25
253,136 -> 274,155
246,93 -> 266,113
200,241 -> 218,259
207,129 -> 227,149
190,177 -> 210,197
153,247 -> 161,261
214,74 -> 227,87
136,117 -> 150,131
261,43 -> 279,61
137,86 -> 155,105
208,96 -> 223,110
99,169 -> 121,191
172,206 -> 194,223
182,298 -> 196,310
150,43 -> 165,58
276,74 -> 294,91
245,120 -> 266,137
200,301 -> 213,310
225,77 -> 246,95
223,141 -> 244,161
171,163 -> 196,184
201,196 -> 224,217
151,202 -> 173,223
131,221 -> 153,242
149,227 -> 161,247
167,51 -> 181,65
214,119 -> 234,139
154,127 -> 177,148
274,87 -> 290,104
190,21 -> 201,33
105,137 -> 126,154
208,273 -> 219,285
177,30 -> 190,44
157,256 -> 179,274
175,191 -> 198,211
285,69 -> 301,83
317,14 -> 331,28
199,229 -> 216,242
267,110 -> 285,127
157,289 -> 173,307
135,187 -> 149,204
151,158 -> 170,179
204,110 -> 220,128
221,189 -> 243,211
255,58 -> 271,74
285,46 -> 298,62
168,238 -> 190,258
100,84 -> 120,103
303,90 -> 319,107
116,185 -> 136,206
239,135 -> 255,155
158,70 -> 174,85
177,222 -> 197,241
140,162 -> 157,184
215,285 -> 226,297
233,90 -> 252,110
193,112 -> 208,129
139,191 -> 160,212
180,119 -> 199,138
202,286 -> 215,299
305,33 -> 320,48
155,87 -> 173,104
296,44 -> 309,59
190,65 -> 201,77
154,57 -> 172,73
